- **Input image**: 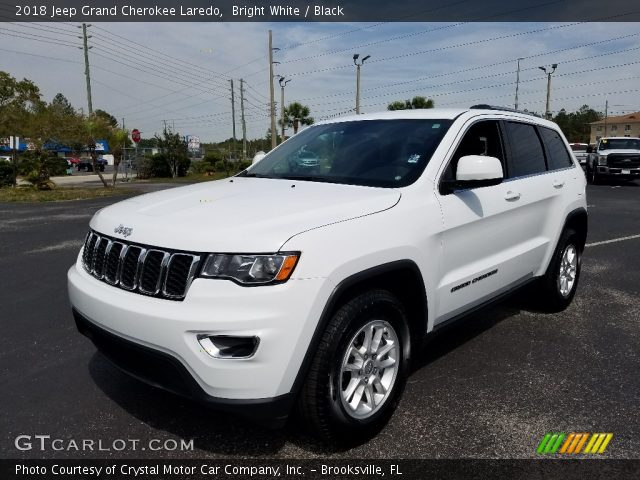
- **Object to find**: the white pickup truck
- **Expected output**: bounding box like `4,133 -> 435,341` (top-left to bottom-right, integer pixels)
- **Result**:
585,137 -> 640,184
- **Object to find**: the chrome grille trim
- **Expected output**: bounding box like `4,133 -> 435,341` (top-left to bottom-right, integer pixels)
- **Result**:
81,230 -> 200,301
138,249 -> 170,296
162,254 -> 201,299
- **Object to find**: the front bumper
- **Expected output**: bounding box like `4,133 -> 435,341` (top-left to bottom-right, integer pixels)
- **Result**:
597,165 -> 640,177
68,258 -> 332,403
73,309 -> 292,425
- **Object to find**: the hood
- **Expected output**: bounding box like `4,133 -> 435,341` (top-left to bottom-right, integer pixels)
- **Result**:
90,177 -> 401,252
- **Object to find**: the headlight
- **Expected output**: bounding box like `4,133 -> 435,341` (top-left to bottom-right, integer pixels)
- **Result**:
598,155 -> 607,166
200,252 -> 299,285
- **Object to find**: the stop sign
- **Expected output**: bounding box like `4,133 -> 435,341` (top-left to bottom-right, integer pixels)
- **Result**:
131,129 -> 141,143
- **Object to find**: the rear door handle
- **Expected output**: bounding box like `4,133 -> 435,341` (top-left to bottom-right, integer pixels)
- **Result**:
553,180 -> 565,188
504,190 -> 521,201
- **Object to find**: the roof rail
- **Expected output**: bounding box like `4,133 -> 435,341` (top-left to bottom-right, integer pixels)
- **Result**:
469,104 -> 542,117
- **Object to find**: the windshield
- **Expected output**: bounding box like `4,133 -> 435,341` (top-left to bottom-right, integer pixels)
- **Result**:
599,138 -> 640,150
570,144 -> 587,152
243,119 -> 453,188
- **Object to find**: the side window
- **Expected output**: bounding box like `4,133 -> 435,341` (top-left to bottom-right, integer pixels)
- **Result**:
539,127 -> 574,170
441,120 -> 505,185
504,121 -> 547,178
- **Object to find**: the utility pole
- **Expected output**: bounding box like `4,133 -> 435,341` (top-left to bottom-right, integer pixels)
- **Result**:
514,57 -> 524,110
604,100 -> 608,136
230,79 -> 237,161
539,63 -> 557,120
353,54 -> 371,114
240,79 -> 247,161
278,76 -> 291,143
268,30 -> 280,150
79,23 -> 93,115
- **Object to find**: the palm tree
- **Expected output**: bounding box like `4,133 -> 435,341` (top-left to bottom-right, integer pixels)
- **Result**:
280,102 -> 314,134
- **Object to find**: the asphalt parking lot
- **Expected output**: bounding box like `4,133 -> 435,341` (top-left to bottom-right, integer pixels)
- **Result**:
1,180 -> 639,460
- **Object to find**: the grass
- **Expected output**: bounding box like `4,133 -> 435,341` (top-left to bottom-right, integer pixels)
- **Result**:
0,186 -> 134,202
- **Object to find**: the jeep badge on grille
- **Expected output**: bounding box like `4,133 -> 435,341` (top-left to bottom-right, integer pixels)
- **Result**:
114,224 -> 133,237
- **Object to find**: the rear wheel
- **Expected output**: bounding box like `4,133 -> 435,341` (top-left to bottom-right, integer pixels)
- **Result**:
535,229 -> 582,312
297,290 -> 409,444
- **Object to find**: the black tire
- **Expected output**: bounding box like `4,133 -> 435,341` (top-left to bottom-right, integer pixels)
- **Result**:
297,290 -> 410,444
535,229 -> 582,312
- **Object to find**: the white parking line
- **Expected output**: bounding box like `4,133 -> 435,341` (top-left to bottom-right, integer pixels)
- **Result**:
586,234 -> 640,248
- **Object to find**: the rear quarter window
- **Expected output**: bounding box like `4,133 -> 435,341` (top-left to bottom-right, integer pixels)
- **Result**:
540,127 -> 574,170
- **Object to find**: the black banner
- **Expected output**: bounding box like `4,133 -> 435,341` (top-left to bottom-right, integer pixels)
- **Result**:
3,459 -> 640,480
3,0 -> 640,22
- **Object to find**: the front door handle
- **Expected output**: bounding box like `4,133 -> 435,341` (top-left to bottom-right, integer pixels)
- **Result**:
553,180 -> 565,188
504,190 -> 521,201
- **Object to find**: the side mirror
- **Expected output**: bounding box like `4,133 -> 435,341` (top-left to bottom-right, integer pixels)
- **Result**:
454,155 -> 503,189
252,151 -> 266,165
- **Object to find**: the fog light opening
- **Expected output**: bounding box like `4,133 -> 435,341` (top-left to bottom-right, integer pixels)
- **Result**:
197,335 -> 259,359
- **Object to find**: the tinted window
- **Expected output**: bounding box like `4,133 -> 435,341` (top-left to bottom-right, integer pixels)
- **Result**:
442,120 -> 504,184
244,119 -> 453,188
504,122 -> 546,177
540,127 -> 574,170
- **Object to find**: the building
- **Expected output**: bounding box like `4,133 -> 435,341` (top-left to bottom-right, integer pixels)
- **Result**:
590,112 -> 640,144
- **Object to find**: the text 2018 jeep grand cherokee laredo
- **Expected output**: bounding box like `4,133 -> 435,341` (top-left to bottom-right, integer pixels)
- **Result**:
68,106 -> 587,442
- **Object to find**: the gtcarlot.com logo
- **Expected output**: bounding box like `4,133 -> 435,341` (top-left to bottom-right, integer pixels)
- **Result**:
536,432 -> 613,455
14,435 -> 194,452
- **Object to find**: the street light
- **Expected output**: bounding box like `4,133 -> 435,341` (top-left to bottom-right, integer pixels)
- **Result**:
353,53 -> 371,114
539,63 -> 558,119
278,76 -> 291,143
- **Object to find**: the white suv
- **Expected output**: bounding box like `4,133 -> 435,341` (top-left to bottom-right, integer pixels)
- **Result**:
68,106 -> 587,442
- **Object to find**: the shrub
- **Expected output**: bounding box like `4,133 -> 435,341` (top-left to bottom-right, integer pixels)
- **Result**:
136,157 -> 153,179
45,157 -> 69,176
0,162 -> 14,187
236,161 -> 251,172
151,153 -> 191,177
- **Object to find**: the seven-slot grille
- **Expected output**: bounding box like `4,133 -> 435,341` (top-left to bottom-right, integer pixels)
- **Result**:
81,231 -> 200,300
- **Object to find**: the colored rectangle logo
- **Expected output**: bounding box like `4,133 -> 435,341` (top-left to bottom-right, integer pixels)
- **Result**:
537,433 -> 613,455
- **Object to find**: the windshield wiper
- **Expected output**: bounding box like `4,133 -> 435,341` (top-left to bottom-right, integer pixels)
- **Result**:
236,171 -> 271,178
277,175 -> 337,183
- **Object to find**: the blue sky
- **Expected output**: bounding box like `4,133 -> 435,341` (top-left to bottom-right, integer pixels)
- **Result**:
1,21 -> 639,142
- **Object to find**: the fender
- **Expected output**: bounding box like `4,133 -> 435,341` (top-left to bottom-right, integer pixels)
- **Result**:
288,260 -> 428,398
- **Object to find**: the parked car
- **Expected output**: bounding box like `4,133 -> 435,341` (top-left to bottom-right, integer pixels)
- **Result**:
585,137 -> 640,184
65,156 -> 81,166
568,143 -> 589,166
77,158 -> 106,172
0,155 -> 11,162
69,105 -> 587,442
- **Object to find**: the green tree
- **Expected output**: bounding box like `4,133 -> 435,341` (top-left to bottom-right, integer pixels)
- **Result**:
155,127 -> 189,178
387,96 -> 435,111
21,103 -> 86,188
280,102 -> 314,134
50,93 -> 75,116
0,71 -> 43,137
108,128 -> 131,186
94,109 -> 118,128
552,105 -> 602,143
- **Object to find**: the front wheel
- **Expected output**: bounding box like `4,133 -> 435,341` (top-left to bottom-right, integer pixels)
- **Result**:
297,290 -> 409,444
